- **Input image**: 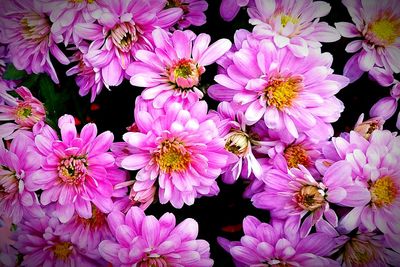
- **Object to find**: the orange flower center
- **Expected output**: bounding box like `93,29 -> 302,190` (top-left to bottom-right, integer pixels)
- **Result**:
79,205 -> 106,229
296,185 -> 325,211
52,242 -> 72,261
154,139 -> 191,173
284,144 -> 310,168
370,176 -> 397,208
264,76 -> 302,110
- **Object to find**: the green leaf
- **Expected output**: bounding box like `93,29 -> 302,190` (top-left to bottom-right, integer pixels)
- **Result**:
3,64 -> 26,80
38,75 -> 57,118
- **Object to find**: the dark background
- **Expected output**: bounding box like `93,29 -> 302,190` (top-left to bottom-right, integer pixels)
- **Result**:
10,0 -> 399,266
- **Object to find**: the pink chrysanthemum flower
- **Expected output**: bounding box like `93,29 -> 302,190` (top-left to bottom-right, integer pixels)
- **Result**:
113,180 -> 157,211
208,38 -> 348,139
165,0 -> 208,29
14,213 -> 102,266
353,113 -> 385,141
127,28 -> 231,109
118,101 -> 232,208
55,204 -> 113,251
75,0 -> 183,87
66,42 -> 106,102
218,216 -> 338,266
38,0 -> 100,46
0,134 -> 44,224
248,0 -> 340,57
321,130 -> 400,239
211,101 -> 263,183
99,206 -> 214,266
0,86 -> 46,140
335,0 -> 400,83
0,0 -> 69,83
26,115 -> 117,223
220,0 -> 254,22
252,161 -> 370,237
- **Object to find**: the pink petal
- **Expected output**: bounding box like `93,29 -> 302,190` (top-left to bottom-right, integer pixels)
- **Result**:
198,39 -> 232,66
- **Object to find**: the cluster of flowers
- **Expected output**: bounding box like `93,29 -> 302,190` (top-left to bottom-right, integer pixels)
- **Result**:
0,0 -> 399,266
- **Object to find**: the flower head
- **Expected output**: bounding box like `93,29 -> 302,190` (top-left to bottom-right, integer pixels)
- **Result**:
208,37 -> 348,139
0,86 -> 46,140
0,0 -> 69,83
248,0 -> 340,57
117,101 -> 231,208
74,0 -> 183,87
99,206 -> 213,266
127,28 -> 231,109
0,134 -> 44,223
335,0 -> 400,82
26,115 -> 118,223
219,216 -> 338,266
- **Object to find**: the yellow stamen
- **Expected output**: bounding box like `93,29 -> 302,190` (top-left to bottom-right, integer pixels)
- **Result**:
284,144 -> 310,168
280,14 -> 299,27
264,76 -> 301,110
370,176 -> 397,208
296,185 -> 325,211
52,242 -> 72,261
369,19 -> 400,46
154,140 -> 191,173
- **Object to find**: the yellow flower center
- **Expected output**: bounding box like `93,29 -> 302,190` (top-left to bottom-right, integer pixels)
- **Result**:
296,185 -> 325,211
225,131 -> 250,156
280,14 -> 299,27
284,144 -> 310,168
369,18 -> 400,46
20,13 -> 50,43
264,76 -> 301,110
15,105 -> 32,120
343,237 -> 381,266
370,176 -> 397,208
154,139 -> 191,173
166,0 -> 182,8
52,242 -> 72,261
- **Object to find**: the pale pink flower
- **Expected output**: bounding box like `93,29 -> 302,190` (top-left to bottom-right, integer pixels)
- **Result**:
66,42 -> 106,102
0,0 -> 69,83
322,130 -> 400,240
218,216 -> 339,266
208,38 -> 348,139
335,0 -> 400,82
99,206 -> 213,266
14,213 -> 102,266
369,96 -> 398,120
26,115 -> 117,223
117,101 -> 232,208
0,133 -> 44,224
0,86 -> 46,140
248,0 -> 340,57
252,161 -> 370,237
211,101 -> 263,183
165,0 -> 208,29
38,0 -> 100,46
74,0 -> 183,87
127,28 -> 232,109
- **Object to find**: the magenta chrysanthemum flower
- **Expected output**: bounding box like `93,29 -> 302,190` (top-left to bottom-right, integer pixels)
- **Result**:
218,216 -> 338,266
26,115 -> 117,223
55,205 -> 113,251
165,0 -> 208,29
248,0 -> 340,57
252,161 -> 370,236
208,38 -> 348,139
117,101 -> 232,208
98,206 -> 214,266
0,134 -> 44,224
39,0 -> 100,46
321,130 -> 400,238
0,86 -> 46,140
0,0 -> 69,83
335,0 -> 400,82
212,101 -> 263,183
14,213 -> 102,266
74,0 -> 183,87
66,42 -> 106,102
127,28 -> 232,109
